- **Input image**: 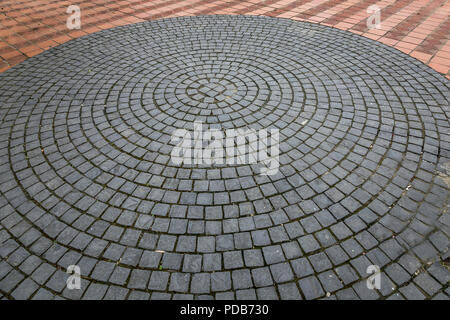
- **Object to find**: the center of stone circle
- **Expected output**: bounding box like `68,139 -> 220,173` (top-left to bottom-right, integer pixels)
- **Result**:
198,83 -> 226,97
187,80 -> 238,104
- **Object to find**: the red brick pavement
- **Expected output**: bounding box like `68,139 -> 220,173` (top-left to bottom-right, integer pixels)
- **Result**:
0,0 -> 449,79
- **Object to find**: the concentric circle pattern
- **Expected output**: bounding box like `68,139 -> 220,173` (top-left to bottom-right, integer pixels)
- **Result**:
0,16 -> 449,300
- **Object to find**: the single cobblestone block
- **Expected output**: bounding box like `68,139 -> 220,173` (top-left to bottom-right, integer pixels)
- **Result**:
45,270 -> 68,293
291,257 -> 314,278
191,273 -> 211,294
236,289 -> 257,300
211,272 -> 231,292
91,261 -> 115,282
11,278 -> 39,300
169,273 -> 191,293
317,271 -> 343,293
82,283 -> 108,300
427,262 -> 450,285
270,263 -> 294,283
413,273 -> 441,296
251,267 -> 273,288
31,263 -> 55,285
384,263 -> 410,286
256,286 -> 278,300
104,286 -> 129,300
148,271 -> 170,291
352,280 -> 380,300
244,249 -> 265,267
298,235 -> 320,253
215,292 -> 235,300
335,288 -> 359,300
32,288 -> 55,300
109,267 -> 130,286
278,282 -> 302,300
223,251 -> 244,269
128,291 -> 151,300
232,269 -> 253,290
298,276 -> 324,300
128,270 -> 151,290
262,245 -> 285,265
399,283 -> 426,300
139,251 -> 162,269
161,253 -> 183,270
309,252 -> 332,273
182,254 -> 202,273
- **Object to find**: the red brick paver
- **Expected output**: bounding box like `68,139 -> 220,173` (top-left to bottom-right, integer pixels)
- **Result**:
0,0 -> 449,78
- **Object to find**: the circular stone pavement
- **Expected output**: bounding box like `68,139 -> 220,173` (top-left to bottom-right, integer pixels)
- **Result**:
0,16 -> 449,300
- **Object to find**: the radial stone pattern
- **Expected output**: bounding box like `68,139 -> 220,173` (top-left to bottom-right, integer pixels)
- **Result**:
0,16 -> 449,300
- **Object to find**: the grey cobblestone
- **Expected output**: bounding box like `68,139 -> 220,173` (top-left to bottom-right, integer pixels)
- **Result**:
0,15 -> 448,300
